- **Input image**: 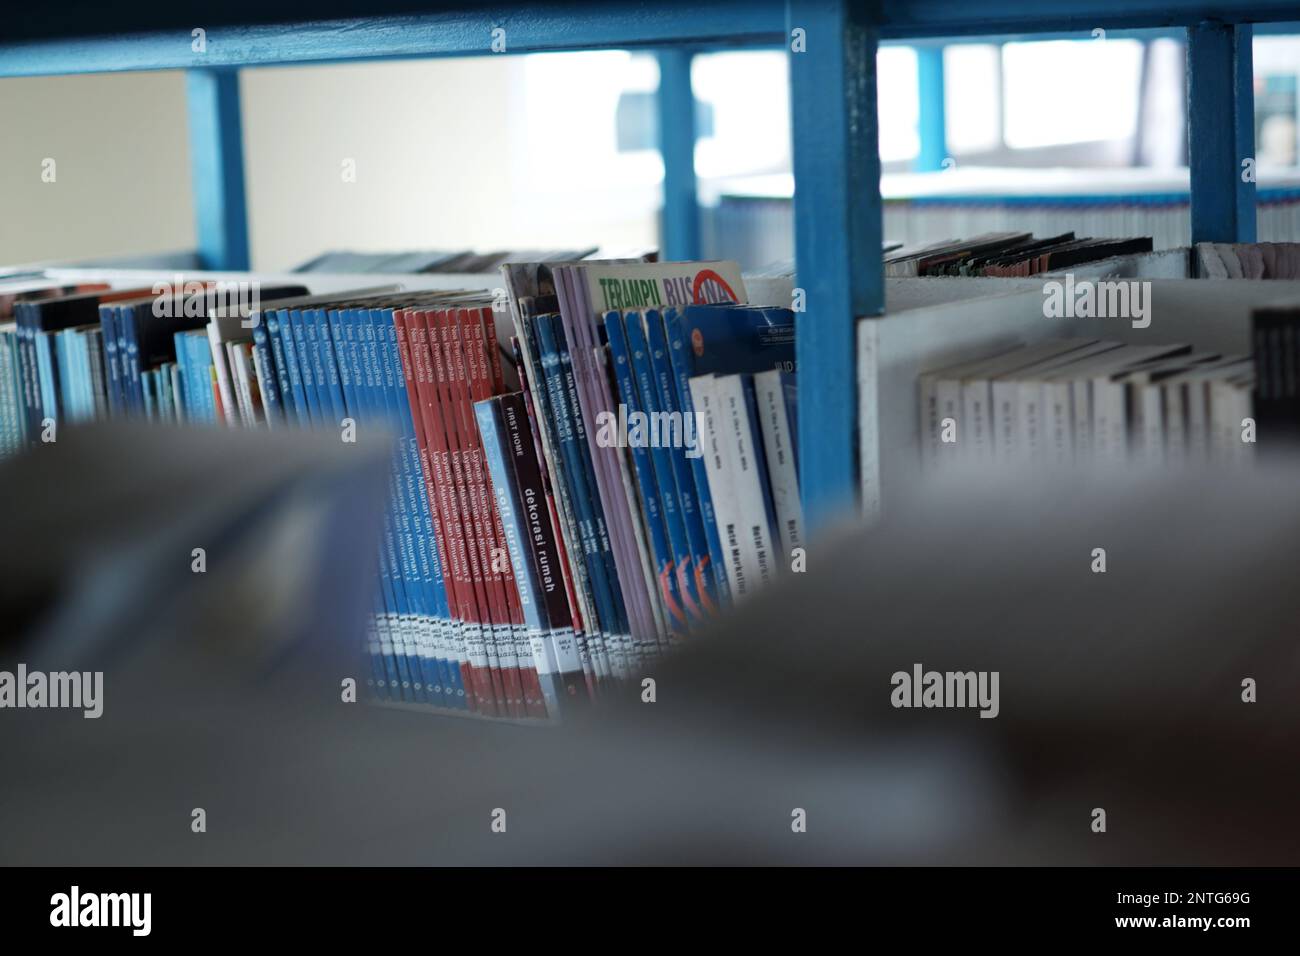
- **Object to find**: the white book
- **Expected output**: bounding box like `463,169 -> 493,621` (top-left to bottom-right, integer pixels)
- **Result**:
714,373 -> 778,594
206,315 -> 250,427
1115,353 -> 1219,466
918,342 -> 1023,473
225,341 -> 252,427
1163,357 -> 1253,464
250,343 -> 276,430
690,374 -> 755,601
989,341 -> 1114,465
753,369 -> 803,557
959,340 -> 1094,466
169,363 -> 185,422
230,341 -> 263,427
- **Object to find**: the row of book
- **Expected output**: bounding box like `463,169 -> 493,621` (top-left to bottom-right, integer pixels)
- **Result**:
885,231 -> 1155,278
292,247 -> 602,275
0,261 -> 803,722
920,339 -> 1255,471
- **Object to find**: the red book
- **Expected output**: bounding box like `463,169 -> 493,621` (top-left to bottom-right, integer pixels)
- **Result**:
409,308 -> 495,715
394,309 -> 476,712
447,307 -> 525,718
430,307 -> 507,714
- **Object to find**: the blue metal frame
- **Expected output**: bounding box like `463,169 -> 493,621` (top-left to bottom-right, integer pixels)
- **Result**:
656,48 -> 701,261
186,69 -> 251,270
1187,23 -> 1257,244
6,0 -> 1300,518
914,45 -> 948,172
789,0 -> 883,528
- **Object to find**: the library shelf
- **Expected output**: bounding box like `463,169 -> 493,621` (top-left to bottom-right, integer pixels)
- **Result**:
2,0 -> 1298,524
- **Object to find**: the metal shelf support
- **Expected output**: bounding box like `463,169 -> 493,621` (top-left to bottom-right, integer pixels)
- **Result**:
789,0 -> 883,528
1187,22 -> 1257,244
186,69 -> 251,270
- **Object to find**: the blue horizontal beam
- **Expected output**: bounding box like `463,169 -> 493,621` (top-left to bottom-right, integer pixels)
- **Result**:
0,2 -> 784,76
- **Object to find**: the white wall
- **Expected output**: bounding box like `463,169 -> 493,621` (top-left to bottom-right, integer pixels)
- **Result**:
2,58 -> 660,271
0,71 -> 194,266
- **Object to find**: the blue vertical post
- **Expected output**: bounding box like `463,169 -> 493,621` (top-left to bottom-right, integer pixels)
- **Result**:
915,44 -> 947,172
656,48 -> 701,261
186,69 -> 251,270
788,0 -> 882,529
1187,23 -> 1256,244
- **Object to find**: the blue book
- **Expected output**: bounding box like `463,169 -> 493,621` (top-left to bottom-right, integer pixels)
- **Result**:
116,307 -> 135,415
624,309 -> 704,629
265,310 -> 298,425
55,330 -> 75,420
378,309 -> 449,707
393,311 -> 465,708
99,306 -> 121,416
121,304 -> 146,415
273,309 -> 310,427
312,308 -> 349,427
534,312 -> 621,677
662,307 -> 731,606
357,308 -> 417,701
287,310 -> 322,427
142,368 -> 157,420
250,319 -> 283,426
604,310 -> 688,638
34,331 -> 60,427
371,307 -> 431,704
644,307 -> 720,616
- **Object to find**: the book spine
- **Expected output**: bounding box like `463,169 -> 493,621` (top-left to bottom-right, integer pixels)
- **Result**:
428,308 -> 501,714
268,310 -> 304,427
625,309 -> 703,632
251,320 -> 283,427
644,307 -> 720,618
754,369 -> 803,557
287,310 -> 320,427
394,309 -> 464,710
35,331 -> 60,428
690,374 -> 755,601
499,390 -> 587,704
464,307 -> 542,717
476,395 -> 561,719
554,268 -> 651,672
311,308 -> 349,428
605,310 -> 687,640
516,311 -> 599,693
663,308 -> 733,607
100,306 -> 121,417
406,309 -> 481,711
350,308 -> 407,700
375,308 -> 440,707
207,321 -> 237,426
448,309 -> 521,716
535,312 -> 620,685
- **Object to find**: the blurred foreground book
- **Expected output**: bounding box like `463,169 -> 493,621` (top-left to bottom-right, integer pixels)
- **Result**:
0,437 -> 1298,865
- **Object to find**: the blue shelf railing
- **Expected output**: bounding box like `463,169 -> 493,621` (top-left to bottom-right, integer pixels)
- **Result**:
1,0 -> 1296,524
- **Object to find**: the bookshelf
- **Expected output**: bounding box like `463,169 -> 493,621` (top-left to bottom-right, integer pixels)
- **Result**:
2,0 -> 1298,527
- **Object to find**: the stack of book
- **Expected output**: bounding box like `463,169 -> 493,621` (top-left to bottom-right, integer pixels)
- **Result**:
885,232 -> 1154,278
920,339 -> 1255,471
0,261 -> 802,723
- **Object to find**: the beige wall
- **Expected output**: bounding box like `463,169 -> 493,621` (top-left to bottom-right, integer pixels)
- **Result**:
0,71 -> 194,266
2,58 -> 658,272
